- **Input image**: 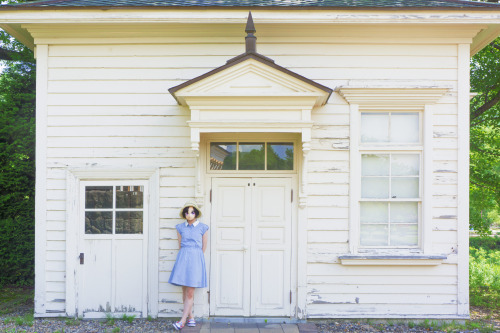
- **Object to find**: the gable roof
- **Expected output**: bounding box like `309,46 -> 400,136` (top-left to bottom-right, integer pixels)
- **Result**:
5,0 -> 500,9
169,13 -> 332,105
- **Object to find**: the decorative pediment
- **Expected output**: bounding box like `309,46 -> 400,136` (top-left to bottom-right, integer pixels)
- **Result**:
169,12 -> 332,208
171,55 -> 331,108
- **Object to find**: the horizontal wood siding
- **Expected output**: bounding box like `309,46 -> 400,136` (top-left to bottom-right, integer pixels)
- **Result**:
41,31 -> 460,317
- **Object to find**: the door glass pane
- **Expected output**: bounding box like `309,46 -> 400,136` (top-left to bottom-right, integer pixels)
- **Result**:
360,224 -> 388,246
267,143 -> 294,170
85,186 -> 113,209
390,113 -> 419,143
116,186 -> 144,209
391,154 -> 420,176
362,154 -> 389,176
391,202 -> 418,223
85,211 -> 112,234
239,143 -> 265,170
391,177 -> 419,198
210,143 -> 237,170
361,113 -> 389,143
360,202 -> 388,223
116,211 -> 143,234
390,224 -> 418,246
361,177 -> 389,198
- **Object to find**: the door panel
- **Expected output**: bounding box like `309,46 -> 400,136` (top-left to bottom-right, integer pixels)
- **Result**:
78,183 -> 147,318
81,240 -> 113,313
251,178 -> 291,316
211,178 -> 291,317
210,178 -> 251,316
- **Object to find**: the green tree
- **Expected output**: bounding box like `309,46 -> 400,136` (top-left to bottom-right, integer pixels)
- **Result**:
0,0 -> 36,286
469,36 -> 500,235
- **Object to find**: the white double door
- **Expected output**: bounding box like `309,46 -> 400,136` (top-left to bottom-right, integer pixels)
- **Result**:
210,177 -> 292,317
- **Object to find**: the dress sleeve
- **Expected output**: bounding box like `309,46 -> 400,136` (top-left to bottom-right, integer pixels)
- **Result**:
202,223 -> 209,235
175,223 -> 182,234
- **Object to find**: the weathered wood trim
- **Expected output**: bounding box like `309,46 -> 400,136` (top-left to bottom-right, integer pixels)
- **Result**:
457,43 -> 470,317
423,104 -> 433,254
348,103 -> 360,254
34,44 -> 48,317
65,171 -> 79,317
338,254 -> 446,266
148,169 -> 160,317
1,9 -> 500,24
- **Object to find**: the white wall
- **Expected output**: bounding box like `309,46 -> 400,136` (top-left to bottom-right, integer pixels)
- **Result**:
33,23 -> 464,317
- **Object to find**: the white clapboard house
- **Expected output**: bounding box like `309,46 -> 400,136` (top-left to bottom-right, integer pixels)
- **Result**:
1,0 -> 499,320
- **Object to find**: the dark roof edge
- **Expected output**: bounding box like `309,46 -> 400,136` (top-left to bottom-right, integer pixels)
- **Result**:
169,52 -> 333,105
2,5 -> 500,10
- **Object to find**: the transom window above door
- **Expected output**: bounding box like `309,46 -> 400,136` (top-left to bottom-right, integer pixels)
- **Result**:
209,142 -> 294,171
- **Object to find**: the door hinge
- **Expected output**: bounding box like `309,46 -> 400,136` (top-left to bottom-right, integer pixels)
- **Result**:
79,253 -> 84,265
210,189 -> 212,203
207,291 -> 210,303
290,291 -> 292,304
291,189 -> 293,203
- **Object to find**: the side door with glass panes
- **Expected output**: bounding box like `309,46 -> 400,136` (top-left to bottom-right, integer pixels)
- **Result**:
78,181 -> 148,318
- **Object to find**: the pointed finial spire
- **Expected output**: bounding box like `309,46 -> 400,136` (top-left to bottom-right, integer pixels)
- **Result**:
245,11 -> 257,53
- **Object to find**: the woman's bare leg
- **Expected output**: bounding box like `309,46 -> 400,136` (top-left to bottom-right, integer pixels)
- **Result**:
180,286 -> 195,325
182,287 -> 194,320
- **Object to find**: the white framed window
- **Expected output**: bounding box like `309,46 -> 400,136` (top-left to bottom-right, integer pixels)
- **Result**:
359,112 -> 422,248
83,184 -> 146,235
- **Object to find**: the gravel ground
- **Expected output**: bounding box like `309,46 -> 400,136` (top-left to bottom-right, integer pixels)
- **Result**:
1,306 -> 498,332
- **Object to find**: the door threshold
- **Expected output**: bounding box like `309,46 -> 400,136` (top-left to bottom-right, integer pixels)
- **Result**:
204,317 -> 306,324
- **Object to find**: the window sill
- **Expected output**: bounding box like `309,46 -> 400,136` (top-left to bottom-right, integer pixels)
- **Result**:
338,254 -> 447,266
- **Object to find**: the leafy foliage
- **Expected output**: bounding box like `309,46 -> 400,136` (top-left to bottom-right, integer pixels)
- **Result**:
470,243 -> 500,309
0,49 -> 35,285
469,36 -> 500,235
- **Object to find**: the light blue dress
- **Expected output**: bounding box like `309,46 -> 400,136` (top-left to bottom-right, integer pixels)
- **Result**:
168,221 -> 209,288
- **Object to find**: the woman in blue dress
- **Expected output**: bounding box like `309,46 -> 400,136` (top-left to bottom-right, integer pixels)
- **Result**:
169,201 -> 209,330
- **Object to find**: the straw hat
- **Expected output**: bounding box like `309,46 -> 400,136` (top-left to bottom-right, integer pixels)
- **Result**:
179,201 -> 203,219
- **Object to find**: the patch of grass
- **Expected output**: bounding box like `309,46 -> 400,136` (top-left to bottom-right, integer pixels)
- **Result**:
104,312 -> 115,326
0,286 -> 33,315
120,313 -> 136,323
65,317 -> 80,326
11,313 -> 34,327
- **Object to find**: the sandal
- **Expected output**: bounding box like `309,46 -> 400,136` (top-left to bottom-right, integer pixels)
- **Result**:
187,318 -> 196,327
173,321 -> 184,330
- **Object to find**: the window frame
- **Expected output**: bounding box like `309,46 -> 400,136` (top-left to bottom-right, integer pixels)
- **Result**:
207,140 -> 297,174
83,183 -> 146,237
359,151 -> 423,248
350,107 -> 431,254
80,180 -> 149,240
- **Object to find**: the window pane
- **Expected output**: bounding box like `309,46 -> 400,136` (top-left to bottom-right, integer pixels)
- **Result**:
390,224 -> 418,246
85,211 -> 112,234
390,202 -> 418,224
390,113 -> 419,143
392,154 -> 420,176
360,224 -> 388,246
210,143 -> 237,170
362,154 -> 389,176
391,177 -> 419,198
360,202 -> 388,223
116,211 -> 143,234
267,143 -> 294,170
239,143 -> 265,170
361,113 -> 389,143
116,186 -> 144,209
85,186 -> 113,209
361,177 -> 389,198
